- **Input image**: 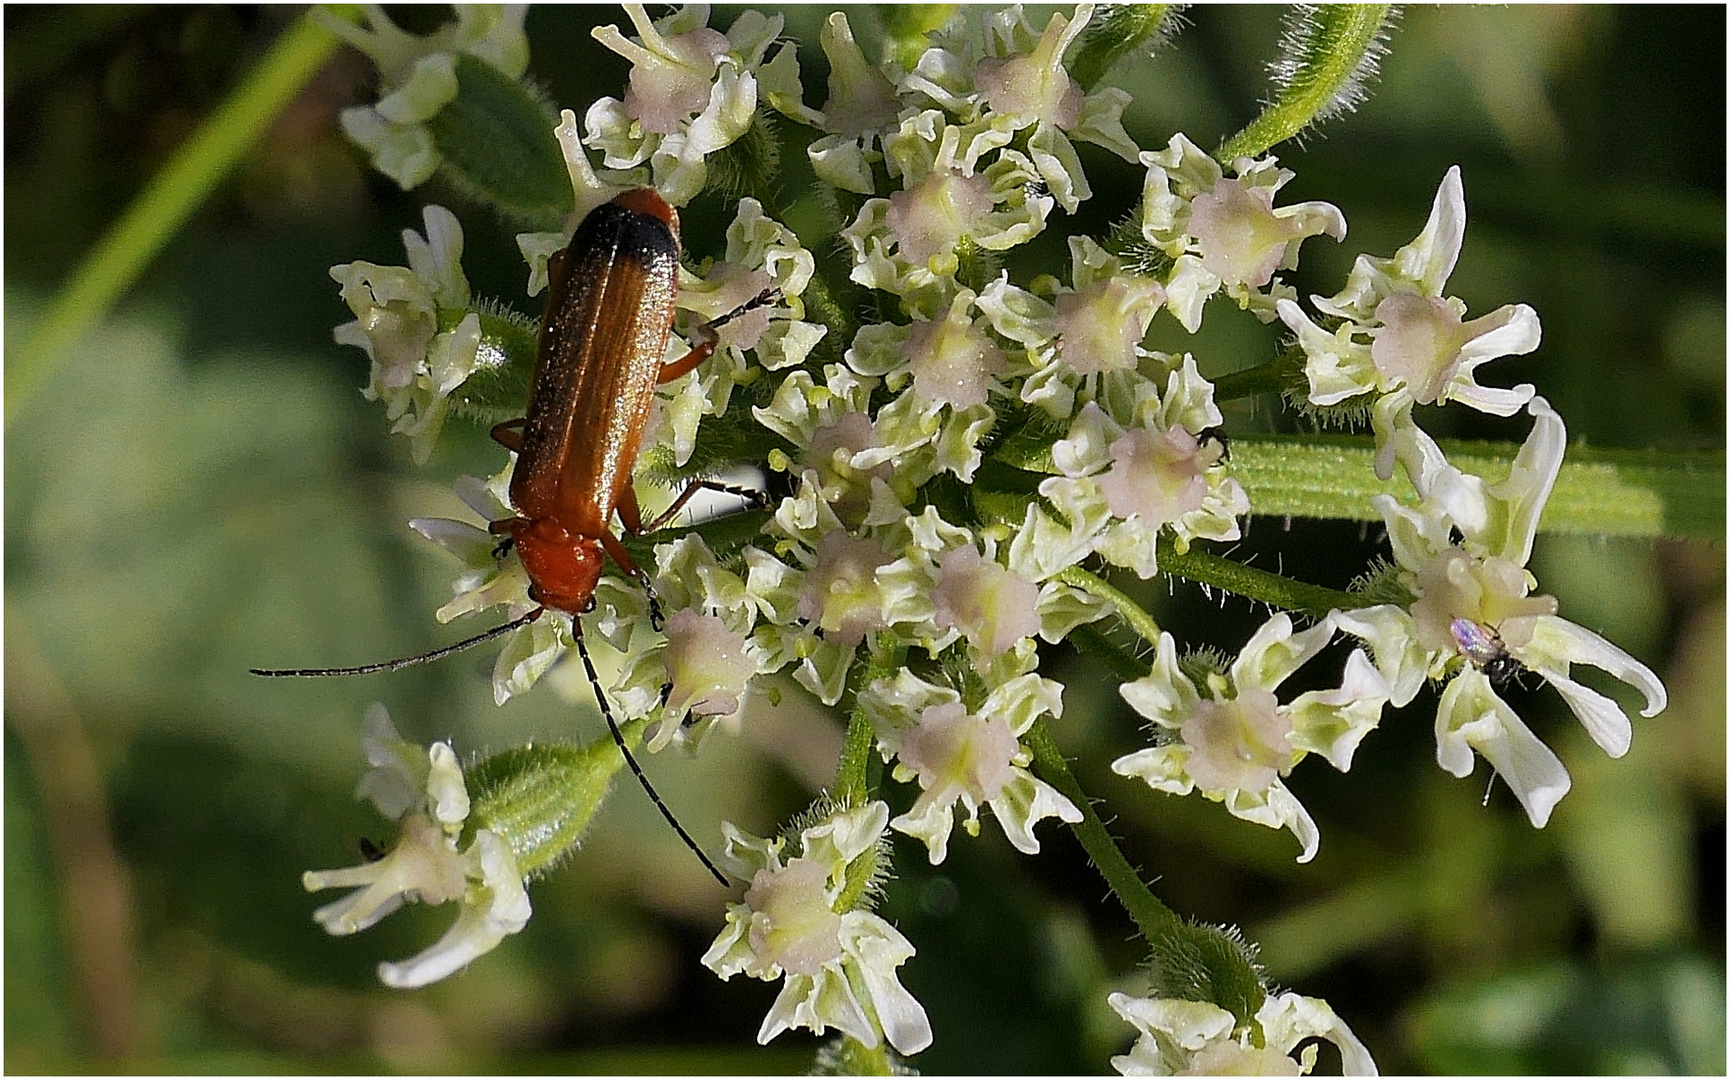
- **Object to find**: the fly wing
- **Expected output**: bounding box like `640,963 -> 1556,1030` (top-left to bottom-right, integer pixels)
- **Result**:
510,202 -> 679,532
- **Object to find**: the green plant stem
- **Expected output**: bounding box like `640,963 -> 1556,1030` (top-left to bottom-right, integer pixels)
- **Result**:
880,5 -> 958,71
1216,5 -> 1393,162
1156,538 -> 1364,618
1069,4 -> 1180,91
1229,434 -> 1725,541
7,10 -> 348,426
1210,359 -> 1293,402
835,646 -> 901,806
1025,719 -> 1179,942
1055,566 -> 1163,646
834,1035 -> 895,1075
836,701 -> 878,809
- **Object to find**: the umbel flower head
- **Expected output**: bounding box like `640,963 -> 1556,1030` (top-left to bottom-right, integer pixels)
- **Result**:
1109,989 -> 1378,1076
702,802 -> 933,1055
298,5 -> 1673,1068
1277,166 -> 1541,478
1112,613 -> 1390,862
303,705 -> 531,988
1334,396 -> 1667,826
331,205 -> 482,464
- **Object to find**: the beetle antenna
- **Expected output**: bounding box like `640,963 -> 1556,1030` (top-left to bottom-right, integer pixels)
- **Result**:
250,609 -> 543,677
571,616 -> 729,887
707,287 -> 781,331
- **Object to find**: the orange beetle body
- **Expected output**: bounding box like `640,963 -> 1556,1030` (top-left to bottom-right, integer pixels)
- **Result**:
491,188 -> 714,615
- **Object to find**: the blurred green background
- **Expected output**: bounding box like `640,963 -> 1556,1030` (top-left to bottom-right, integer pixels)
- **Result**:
5,5 -> 1723,1074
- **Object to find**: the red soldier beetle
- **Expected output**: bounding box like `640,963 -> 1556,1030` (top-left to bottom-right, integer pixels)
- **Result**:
255,188 -> 779,885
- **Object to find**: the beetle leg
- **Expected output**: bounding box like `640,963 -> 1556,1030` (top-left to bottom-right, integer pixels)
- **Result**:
642,480 -> 773,532
491,419 -> 527,453
655,332 -> 716,384
488,516 -> 525,560
655,287 -> 783,384
599,530 -> 664,630
617,484 -> 646,535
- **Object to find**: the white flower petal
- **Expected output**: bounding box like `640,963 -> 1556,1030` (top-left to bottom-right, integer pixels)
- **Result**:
1404,166 -> 1467,296
1119,632 -> 1201,728
989,770 -> 1083,855
1229,612 -> 1336,693
842,913 -> 933,1055
1258,991 -> 1379,1075
1286,649 -> 1390,772
1331,605 -> 1432,708
1482,394 -> 1566,565
1521,613 -> 1667,720
1435,670 -> 1571,827
1536,666 -> 1635,759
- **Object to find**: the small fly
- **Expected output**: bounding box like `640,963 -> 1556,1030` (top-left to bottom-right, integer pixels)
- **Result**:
1448,616 -> 1525,688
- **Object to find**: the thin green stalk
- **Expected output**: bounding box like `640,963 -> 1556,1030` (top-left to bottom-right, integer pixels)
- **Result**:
1024,719 -> 1179,942
1210,359 -> 1293,402
1055,566 -> 1163,646
835,646 -> 902,806
1217,5 -> 1394,162
8,10 -> 349,425
1156,538 -> 1363,619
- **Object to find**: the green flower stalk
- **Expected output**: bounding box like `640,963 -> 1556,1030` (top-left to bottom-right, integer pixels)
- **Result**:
1217,4 -> 1398,162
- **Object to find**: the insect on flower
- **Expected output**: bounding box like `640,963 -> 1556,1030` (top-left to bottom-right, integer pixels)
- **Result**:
1448,616 -> 1525,688
255,188 -> 778,885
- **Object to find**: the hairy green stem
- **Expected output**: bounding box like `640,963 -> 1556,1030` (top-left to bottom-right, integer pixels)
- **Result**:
1229,435 -> 1725,541
1069,4 -> 1182,91
836,701 -> 878,810
1217,5 -> 1394,162
799,268 -> 857,367
1025,720 -> 1179,941
835,646 -> 902,806
1156,539 -> 1364,619
8,10 -> 347,425
1055,566 -> 1163,646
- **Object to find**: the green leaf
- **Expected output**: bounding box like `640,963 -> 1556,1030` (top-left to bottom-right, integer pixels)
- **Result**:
427,54 -> 572,229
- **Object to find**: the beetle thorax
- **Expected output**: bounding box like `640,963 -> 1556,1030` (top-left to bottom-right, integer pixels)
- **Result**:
513,518 -> 605,615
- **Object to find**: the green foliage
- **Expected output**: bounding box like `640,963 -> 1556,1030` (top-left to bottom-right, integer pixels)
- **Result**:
426,55 -> 572,229
466,741 -> 622,877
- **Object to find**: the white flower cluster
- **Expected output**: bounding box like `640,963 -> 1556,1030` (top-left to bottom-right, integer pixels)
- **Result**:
303,705 -> 530,988
702,802 -> 932,1055
1109,989 -> 1378,1075
309,4 -> 1668,1067
318,5 -> 531,189
330,205 -> 481,464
